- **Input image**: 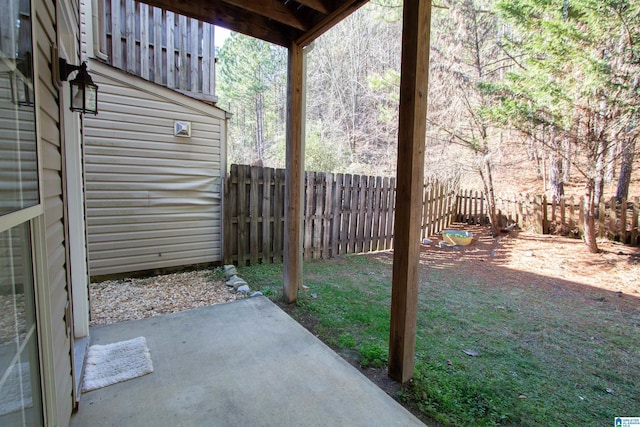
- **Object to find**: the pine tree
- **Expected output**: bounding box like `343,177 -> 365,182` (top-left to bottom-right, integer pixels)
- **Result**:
489,0 -> 640,252
217,33 -> 287,165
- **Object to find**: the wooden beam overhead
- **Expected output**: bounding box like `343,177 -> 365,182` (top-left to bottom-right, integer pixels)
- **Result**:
220,0 -> 309,30
296,0 -> 368,47
388,0 -> 432,384
139,0 -> 369,48
138,0 -> 297,46
293,0 -> 330,14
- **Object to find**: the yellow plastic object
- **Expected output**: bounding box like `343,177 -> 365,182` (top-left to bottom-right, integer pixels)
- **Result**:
442,230 -> 473,246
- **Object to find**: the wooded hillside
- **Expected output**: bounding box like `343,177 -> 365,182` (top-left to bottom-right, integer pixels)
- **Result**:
216,0 -> 640,248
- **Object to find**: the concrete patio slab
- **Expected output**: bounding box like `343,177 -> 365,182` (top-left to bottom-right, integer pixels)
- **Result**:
70,296 -> 425,427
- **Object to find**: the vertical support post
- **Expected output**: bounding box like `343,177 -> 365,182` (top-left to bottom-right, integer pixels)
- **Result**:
283,41 -> 305,303
388,0 -> 432,383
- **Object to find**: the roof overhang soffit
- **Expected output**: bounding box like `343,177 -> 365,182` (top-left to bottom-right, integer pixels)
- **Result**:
138,0 -> 369,47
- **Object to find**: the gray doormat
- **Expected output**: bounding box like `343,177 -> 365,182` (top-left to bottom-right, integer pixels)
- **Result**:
82,336 -> 153,392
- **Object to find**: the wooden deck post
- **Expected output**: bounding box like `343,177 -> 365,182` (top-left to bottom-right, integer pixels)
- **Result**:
283,41 -> 305,303
388,0 -> 432,383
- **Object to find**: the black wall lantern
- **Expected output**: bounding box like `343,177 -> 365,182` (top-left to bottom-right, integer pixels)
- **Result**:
59,58 -> 98,115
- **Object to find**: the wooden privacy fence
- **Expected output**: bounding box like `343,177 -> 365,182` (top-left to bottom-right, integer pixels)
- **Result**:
456,191 -> 640,246
455,190 -> 543,231
101,0 -> 216,101
224,164 -> 458,266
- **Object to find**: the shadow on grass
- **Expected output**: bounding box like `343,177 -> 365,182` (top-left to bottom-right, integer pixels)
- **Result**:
239,231 -> 639,427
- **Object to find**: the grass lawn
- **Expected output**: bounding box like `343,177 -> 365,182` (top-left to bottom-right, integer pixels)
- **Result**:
236,248 -> 639,427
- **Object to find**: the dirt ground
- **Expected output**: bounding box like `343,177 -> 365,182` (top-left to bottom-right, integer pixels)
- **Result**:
420,224 -> 640,297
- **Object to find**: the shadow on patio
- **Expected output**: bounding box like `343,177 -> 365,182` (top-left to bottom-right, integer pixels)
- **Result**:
70,296 -> 425,426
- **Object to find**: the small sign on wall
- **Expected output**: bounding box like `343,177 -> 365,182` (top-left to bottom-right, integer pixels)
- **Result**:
174,120 -> 192,137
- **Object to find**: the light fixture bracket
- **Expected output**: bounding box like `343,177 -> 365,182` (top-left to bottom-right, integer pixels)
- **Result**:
60,58 -> 88,81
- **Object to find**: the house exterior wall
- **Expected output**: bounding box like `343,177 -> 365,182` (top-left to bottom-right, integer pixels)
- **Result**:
36,0 -> 78,423
84,60 -> 227,277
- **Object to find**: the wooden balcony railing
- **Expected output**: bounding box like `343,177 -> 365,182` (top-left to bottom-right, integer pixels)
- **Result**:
100,0 -> 216,102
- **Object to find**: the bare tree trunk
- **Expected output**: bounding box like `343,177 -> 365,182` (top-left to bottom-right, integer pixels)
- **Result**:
479,156 -> 499,237
562,137 -> 572,183
593,139 -> 607,216
542,151 -> 547,193
255,94 -> 265,160
583,178 -> 600,253
534,149 -> 542,179
549,152 -> 564,201
616,137 -> 635,202
605,137 -> 618,183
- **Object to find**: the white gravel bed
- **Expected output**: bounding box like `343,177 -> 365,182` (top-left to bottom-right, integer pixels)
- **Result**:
90,269 -> 241,326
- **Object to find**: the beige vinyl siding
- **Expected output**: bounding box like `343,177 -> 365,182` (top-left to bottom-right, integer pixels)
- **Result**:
36,0 -> 74,423
85,60 -> 226,277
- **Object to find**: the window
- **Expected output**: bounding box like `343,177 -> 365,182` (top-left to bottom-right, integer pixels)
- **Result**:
0,0 -> 39,216
0,0 -> 43,425
0,223 -> 43,425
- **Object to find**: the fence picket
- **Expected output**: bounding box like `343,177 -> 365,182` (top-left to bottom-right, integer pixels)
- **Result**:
166,11 -> 175,88
578,197 -> 584,236
426,183 -> 434,235
262,168 -> 272,263
249,167 -> 260,264
313,172 -> 325,259
481,190 -> 487,225
620,198 -> 627,244
236,165 -> 248,266
473,191 -> 480,224
304,172 -> 314,259
331,173 -> 343,257
364,176 -> 374,252
223,172 -> 233,264
152,7 -> 163,84
341,174 -> 352,254
387,178 -> 396,248
421,182 -> 429,238
140,3 -> 149,79
125,0 -> 135,73
631,197 -> 639,246
190,18 -> 199,91
379,177 -> 390,250
111,0 -> 122,68
350,175 -> 361,253
432,183 -> 439,233
372,176 -> 382,251
273,169 -> 285,262
355,175 -> 365,252
323,173 -> 333,258
598,200 -> 605,238
609,196 -> 617,238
